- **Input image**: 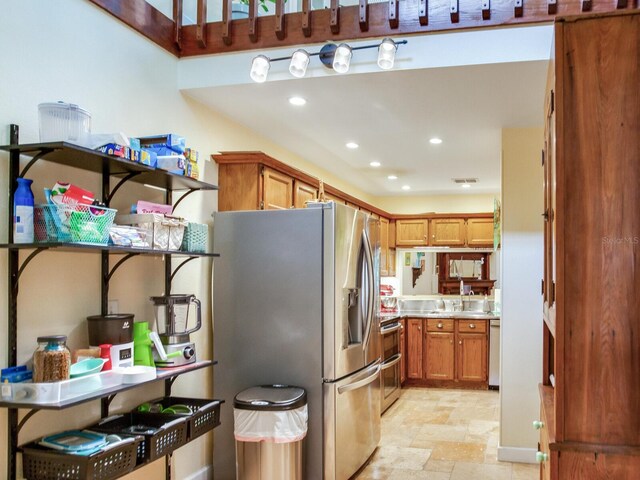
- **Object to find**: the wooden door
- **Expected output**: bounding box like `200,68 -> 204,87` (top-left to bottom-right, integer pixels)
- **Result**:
262,167 -> 293,210
380,217 -> 389,275
389,221 -> 396,248
293,180 -> 317,208
425,332 -> 455,380
456,332 -> 487,382
430,218 -> 466,246
395,219 -> 429,246
466,218 -> 494,247
406,319 -> 423,379
400,319 -> 406,384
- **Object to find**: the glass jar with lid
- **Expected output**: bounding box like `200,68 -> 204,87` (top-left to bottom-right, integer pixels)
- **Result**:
33,335 -> 71,382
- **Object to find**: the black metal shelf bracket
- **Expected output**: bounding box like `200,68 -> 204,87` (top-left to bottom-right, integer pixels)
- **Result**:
101,394 -> 117,418
165,376 -> 178,396
17,247 -> 49,281
172,188 -> 200,211
19,148 -> 56,178
169,257 -> 197,285
16,409 -> 39,436
104,172 -> 143,207
106,253 -> 140,283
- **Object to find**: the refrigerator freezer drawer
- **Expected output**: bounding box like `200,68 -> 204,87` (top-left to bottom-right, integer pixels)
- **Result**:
323,361 -> 381,480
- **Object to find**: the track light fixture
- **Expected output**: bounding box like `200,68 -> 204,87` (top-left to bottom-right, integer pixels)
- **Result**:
249,39 -> 407,83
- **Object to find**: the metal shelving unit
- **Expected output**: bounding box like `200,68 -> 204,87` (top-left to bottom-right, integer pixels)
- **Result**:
1,125 -> 219,480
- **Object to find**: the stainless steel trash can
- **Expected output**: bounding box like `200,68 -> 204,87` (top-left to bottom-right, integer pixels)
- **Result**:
234,385 -> 307,480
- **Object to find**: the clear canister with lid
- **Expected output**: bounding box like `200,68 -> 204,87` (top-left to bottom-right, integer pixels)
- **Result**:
33,335 -> 71,382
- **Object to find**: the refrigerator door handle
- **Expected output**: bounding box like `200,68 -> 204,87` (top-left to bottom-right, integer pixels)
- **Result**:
381,353 -> 402,370
337,363 -> 381,394
361,230 -> 375,350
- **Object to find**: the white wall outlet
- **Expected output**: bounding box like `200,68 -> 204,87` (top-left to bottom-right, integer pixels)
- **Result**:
108,300 -> 119,314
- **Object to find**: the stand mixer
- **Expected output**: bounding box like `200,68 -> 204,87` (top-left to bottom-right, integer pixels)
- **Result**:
150,294 -> 201,367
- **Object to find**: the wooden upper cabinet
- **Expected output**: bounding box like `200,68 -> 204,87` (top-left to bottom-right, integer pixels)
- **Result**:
324,192 -> 345,204
389,221 -> 396,248
396,219 -> 429,246
456,332 -> 487,382
217,163 -> 261,211
425,331 -> 455,380
380,217 -> 389,275
262,167 -> 293,210
293,180 -> 317,209
430,218 -> 466,246
388,248 -> 396,277
466,218 -> 494,247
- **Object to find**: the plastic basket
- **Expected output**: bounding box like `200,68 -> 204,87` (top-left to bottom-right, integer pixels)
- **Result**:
116,214 -> 186,251
22,435 -> 141,480
91,413 -> 187,464
34,203 -> 116,245
181,223 -> 208,253
136,397 -> 223,441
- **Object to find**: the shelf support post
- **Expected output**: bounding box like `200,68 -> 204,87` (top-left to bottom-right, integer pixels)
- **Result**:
8,124 -> 20,480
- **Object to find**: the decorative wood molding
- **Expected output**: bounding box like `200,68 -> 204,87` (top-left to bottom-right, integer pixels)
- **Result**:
302,0 -> 312,36
330,0 -> 340,34
173,0 -> 183,50
360,0 -> 370,31
197,0 -> 208,47
275,0 -> 286,39
249,0 -> 259,42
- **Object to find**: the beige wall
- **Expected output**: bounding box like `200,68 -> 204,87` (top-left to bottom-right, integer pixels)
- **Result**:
375,193 -> 497,214
498,128 -> 543,462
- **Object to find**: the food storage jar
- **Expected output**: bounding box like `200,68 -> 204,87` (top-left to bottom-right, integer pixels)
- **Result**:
38,101 -> 91,144
33,335 -> 71,382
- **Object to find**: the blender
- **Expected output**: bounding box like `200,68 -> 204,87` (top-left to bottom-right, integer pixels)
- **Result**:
150,294 -> 201,367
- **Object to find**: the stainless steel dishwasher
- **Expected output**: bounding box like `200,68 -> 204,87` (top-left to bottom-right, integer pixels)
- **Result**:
489,319 -> 500,389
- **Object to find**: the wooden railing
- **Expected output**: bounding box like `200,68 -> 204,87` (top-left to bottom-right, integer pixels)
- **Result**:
89,0 -> 637,57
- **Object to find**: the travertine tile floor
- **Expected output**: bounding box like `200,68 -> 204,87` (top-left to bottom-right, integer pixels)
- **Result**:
355,388 -> 539,480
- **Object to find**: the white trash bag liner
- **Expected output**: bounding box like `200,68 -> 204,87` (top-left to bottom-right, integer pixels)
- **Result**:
234,405 -> 308,443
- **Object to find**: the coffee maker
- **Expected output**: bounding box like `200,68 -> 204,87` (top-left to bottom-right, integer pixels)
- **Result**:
150,294 -> 201,367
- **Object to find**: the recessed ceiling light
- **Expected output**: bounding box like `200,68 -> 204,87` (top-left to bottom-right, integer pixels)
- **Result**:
461,184 -> 471,188
289,96 -> 306,106
387,175 -> 398,180
369,161 -> 381,167
346,142 -> 359,149
401,185 -> 411,191
429,137 -> 443,145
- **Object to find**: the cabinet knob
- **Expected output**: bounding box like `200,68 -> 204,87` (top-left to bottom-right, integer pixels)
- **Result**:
418,326 -> 421,331
536,451 -> 549,463
533,420 -> 544,430
469,323 -> 476,329
437,323 -> 443,329
459,340 -> 462,345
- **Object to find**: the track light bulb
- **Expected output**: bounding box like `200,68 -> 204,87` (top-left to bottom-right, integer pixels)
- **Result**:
289,49 -> 310,78
332,44 -> 352,74
377,38 -> 397,70
250,55 -> 270,83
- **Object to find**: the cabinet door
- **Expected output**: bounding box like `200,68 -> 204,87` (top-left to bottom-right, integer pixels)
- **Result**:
430,218 -> 466,246
406,319 -> 423,379
293,180 -> 317,209
389,221 -> 396,248
395,219 -> 429,246
456,332 -> 487,382
400,319 -> 406,384
324,192 -> 345,204
262,167 -> 293,210
380,217 -> 389,275
424,332 -> 455,380
466,218 -> 494,247
388,248 -> 396,277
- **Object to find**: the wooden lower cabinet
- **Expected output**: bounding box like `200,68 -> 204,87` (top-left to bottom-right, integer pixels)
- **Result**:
388,248 -> 396,277
406,319 -> 423,379
424,332 -> 454,380
405,318 -> 488,388
400,319 -> 406,384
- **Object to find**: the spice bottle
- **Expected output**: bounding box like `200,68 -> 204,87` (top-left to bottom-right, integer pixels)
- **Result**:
33,335 -> 71,382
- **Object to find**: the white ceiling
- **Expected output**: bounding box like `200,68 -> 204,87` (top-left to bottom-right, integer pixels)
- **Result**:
181,28 -> 551,196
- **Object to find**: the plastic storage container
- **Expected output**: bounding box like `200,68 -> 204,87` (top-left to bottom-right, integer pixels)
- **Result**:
181,222 -> 208,253
33,336 -> 71,383
234,385 -> 307,480
38,101 -> 91,144
34,203 -> 116,245
116,214 -> 187,251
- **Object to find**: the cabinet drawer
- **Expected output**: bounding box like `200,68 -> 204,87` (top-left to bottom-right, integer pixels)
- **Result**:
457,320 -> 487,333
426,319 -> 454,332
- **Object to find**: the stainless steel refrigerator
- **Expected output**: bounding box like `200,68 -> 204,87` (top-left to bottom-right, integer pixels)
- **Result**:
213,202 -> 381,480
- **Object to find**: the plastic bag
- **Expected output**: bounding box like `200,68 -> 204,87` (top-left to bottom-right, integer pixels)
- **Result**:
233,405 -> 308,443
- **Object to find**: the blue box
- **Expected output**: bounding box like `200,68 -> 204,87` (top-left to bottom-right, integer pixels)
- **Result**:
139,134 -> 186,154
